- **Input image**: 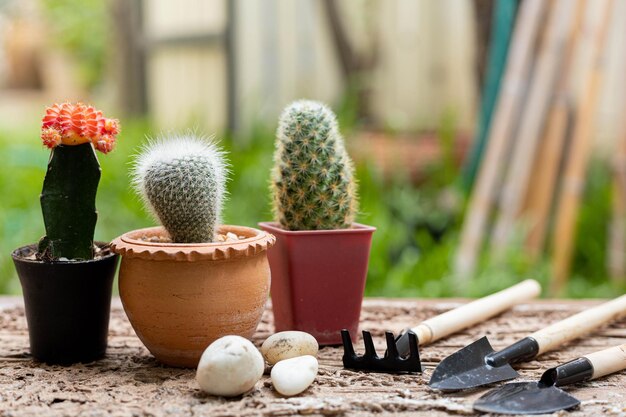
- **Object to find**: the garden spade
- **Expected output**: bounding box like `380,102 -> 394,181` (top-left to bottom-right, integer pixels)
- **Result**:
473,343 -> 626,414
341,279 -> 541,373
429,294 -> 626,391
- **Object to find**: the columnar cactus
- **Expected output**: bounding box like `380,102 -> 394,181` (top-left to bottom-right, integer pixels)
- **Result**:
271,100 -> 358,230
132,133 -> 228,243
38,103 -> 120,261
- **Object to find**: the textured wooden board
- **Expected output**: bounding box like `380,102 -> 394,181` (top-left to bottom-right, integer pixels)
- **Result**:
0,298 -> 625,417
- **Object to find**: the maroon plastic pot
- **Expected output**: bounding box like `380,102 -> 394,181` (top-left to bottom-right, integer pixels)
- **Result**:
259,222 -> 375,345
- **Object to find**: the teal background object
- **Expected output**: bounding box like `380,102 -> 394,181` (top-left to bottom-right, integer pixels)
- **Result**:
461,0 -> 519,193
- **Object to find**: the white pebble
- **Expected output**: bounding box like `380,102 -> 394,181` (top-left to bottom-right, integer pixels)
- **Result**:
271,355 -> 318,396
261,331 -> 319,365
196,335 -> 264,397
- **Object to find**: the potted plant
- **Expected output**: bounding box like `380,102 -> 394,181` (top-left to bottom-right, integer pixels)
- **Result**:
259,100 -> 376,345
11,102 -> 121,365
111,134 -> 275,368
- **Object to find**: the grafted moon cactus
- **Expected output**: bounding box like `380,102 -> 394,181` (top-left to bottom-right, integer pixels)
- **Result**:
271,100 -> 358,230
38,102 -> 120,260
132,133 -> 228,243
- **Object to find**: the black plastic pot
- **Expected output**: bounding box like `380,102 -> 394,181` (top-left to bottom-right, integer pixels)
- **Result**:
11,244 -> 119,365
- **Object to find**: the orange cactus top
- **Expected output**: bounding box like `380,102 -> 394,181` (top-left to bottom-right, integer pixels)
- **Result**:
41,102 -> 120,154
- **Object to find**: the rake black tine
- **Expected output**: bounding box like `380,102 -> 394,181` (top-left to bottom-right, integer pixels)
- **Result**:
362,331 -> 378,358
385,331 -> 399,358
340,329 -> 356,357
407,331 -> 419,358
407,331 -> 422,372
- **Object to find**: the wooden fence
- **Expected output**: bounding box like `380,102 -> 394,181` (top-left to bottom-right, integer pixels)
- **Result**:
140,0 -> 478,135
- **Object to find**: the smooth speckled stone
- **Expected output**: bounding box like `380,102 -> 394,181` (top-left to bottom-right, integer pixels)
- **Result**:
270,355 -> 318,396
261,331 -> 319,365
196,335 -> 264,397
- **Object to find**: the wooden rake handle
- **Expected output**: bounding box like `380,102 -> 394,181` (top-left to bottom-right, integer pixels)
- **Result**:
411,279 -> 541,345
531,295 -> 626,355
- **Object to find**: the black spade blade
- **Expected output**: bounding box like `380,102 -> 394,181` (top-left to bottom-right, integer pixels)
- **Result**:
473,381 -> 581,415
428,336 -> 519,391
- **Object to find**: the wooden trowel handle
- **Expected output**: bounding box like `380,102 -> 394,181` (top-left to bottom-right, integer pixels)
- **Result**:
531,294 -> 626,355
539,343 -> 626,387
411,279 -> 541,345
585,343 -> 626,380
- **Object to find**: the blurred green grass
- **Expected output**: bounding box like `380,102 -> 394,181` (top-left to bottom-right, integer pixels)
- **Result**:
0,119 -> 623,298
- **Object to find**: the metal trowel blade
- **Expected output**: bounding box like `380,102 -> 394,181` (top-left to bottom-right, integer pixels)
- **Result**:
428,336 -> 519,391
473,381 -> 581,415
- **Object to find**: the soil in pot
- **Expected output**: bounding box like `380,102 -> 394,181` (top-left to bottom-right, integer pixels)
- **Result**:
12,243 -> 119,365
111,225 -> 275,368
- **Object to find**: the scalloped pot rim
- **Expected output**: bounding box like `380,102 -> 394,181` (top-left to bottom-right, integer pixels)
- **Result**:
110,225 -> 275,262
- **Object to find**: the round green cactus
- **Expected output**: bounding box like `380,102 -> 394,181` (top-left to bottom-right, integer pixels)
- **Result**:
271,100 -> 358,230
133,133 -> 228,243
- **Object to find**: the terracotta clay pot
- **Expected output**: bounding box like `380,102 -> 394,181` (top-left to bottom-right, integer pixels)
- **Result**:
12,243 -> 118,365
258,222 -> 375,345
111,225 -> 275,368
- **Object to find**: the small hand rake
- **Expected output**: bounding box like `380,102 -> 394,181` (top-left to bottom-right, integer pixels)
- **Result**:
341,329 -> 421,373
341,279 -> 541,373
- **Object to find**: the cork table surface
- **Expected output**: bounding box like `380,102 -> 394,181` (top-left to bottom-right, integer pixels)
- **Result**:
0,297 -> 625,417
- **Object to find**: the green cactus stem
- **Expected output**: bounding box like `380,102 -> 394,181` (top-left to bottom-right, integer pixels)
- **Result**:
38,143 -> 101,260
271,100 -> 358,230
133,134 -> 228,243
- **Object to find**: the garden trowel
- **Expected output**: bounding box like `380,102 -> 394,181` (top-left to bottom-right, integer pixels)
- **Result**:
341,279 -> 541,373
473,343 -> 626,414
429,294 -> 626,391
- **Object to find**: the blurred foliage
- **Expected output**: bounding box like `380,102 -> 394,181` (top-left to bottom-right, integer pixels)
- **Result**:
0,115 -> 624,298
568,160 -> 618,297
0,0 -> 618,300
40,0 -> 109,88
